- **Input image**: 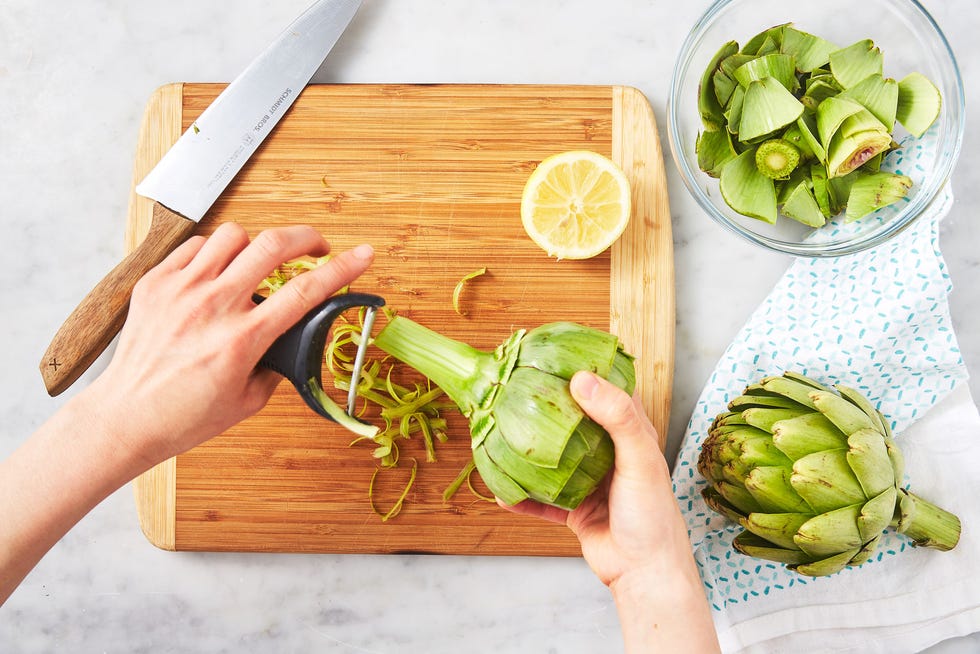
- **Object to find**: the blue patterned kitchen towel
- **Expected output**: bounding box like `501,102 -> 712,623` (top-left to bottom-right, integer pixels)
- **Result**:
672,186 -> 980,653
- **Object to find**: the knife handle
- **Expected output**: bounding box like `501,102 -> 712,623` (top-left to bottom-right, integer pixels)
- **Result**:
40,202 -> 198,396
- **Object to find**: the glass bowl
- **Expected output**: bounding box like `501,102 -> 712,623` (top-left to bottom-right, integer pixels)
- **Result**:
666,0 -> 964,257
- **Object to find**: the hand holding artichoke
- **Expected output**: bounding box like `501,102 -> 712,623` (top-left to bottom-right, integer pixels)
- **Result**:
698,371 -> 961,577
372,315 -> 635,510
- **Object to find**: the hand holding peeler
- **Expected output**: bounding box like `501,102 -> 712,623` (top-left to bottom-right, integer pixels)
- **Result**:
256,292 -> 385,423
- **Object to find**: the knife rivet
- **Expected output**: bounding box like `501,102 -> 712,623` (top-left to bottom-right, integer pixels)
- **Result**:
48,358 -> 61,371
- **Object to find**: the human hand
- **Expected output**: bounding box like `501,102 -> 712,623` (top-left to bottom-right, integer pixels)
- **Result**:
503,371 -> 720,652
503,371 -> 688,586
87,222 -> 374,470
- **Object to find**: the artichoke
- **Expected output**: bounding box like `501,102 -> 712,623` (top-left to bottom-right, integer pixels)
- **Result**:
698,371 -> 961,577
372,316 -> 635,510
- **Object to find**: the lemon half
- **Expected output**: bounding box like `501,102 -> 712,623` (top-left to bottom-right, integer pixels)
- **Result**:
520,150 -> 632,260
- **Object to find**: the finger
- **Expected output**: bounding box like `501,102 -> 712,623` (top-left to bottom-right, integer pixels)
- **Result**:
498,498 -> 570,526
154,234 -> 208,273
250,244 -> 374,343
183,222 -> 252,279
569,371 -> 661,479
219,225 -> 330,294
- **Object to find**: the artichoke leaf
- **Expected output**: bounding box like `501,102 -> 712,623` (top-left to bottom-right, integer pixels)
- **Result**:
810,389 -> 878,434
828,39 -> 883,89
738,77 -> 806,142
742,24 -> 788,56
782,371 -> 836,392
794,503 -> 864,557
848,534 -> 882,567
729,392 -> 807,411
727,428 -> 791,467
796,113 -> 826,164
717,53 -> 753,108
516,322 -> 619,380
844,172 -> 912,222
846,428 -> 896,498
713,410 -> 750,428
781,179 -> 826,228
827,169 -> 865,215
779,26 -> 838,73
836,384 -> 888,434
718,480 -> 767,516
493,367 -> 582,468
816,96 -> 865,148
697,128 -> 739,178
792,547 -> 862,577
733,53 -> 798,92
483,424 -> 592,503
745,465 -> 812,513
699,40 -> 740,131
896,72 -> 942,137
802,79 -> 841,111
742,406 -> 811,432
809,162 -> 833,217
472,444 -> 529,506
761,375 -> 827,409
743,512 -> 813,550
858,487 -> 898,542
713,69 -> 739,109
724,85 -> 746,136
791,449 -> 868,513
553,434 -> 614,509
606,349 -> 637,395
733,531 -> 814,565
702,487 -> 750,523
839,73 -> 899,130
719,148 -> 778,223
771,412 -> 849,460
884,434 -> 905,483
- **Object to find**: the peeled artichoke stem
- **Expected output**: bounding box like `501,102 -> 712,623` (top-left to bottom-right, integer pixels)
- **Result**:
896,490 -> 961,551
371,314 -> 503,415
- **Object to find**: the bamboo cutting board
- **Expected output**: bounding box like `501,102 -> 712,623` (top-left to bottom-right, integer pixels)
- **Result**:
129,83 -> 673,556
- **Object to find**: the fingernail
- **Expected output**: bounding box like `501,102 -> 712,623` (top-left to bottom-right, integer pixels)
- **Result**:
570,371 -> 599,400
352,244 -> 374,260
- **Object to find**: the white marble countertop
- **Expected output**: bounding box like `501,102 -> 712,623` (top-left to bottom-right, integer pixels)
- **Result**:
1,0 -> 977,651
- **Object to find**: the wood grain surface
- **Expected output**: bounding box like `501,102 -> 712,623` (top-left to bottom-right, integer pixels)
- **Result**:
130,83 -> 673,556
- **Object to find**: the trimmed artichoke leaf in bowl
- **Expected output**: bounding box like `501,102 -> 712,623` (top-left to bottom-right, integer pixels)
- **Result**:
667,0 -> 964,256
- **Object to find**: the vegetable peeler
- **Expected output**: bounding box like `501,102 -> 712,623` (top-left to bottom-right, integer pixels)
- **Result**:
255,292 -> 385,423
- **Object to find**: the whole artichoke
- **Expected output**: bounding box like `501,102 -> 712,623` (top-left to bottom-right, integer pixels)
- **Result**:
698,371 -> 960,577
373,316 -> 635,510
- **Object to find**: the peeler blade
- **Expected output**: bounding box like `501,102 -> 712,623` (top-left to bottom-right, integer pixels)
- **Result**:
346,305 -> 378,417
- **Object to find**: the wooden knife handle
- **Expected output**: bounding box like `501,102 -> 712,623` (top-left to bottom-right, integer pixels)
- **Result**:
40,202 -> 198,396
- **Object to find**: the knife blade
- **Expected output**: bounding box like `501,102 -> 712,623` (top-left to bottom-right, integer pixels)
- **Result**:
39,0 -> 363,396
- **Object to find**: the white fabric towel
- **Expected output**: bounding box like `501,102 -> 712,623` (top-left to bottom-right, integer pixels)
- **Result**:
671,187 -> 980,653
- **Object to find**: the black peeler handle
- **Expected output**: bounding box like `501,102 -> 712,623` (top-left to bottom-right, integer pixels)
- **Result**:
255,292 -> 386,422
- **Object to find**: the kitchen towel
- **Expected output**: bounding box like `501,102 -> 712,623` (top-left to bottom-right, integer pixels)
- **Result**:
671,185 -> 980,653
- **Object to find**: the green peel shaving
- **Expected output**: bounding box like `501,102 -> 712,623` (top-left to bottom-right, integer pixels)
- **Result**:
696,23 -> 941,227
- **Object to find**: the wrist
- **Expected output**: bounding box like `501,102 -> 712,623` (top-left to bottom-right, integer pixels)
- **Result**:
72,378 -> 159,482
610,558 -> 702,613
609,555 -> 720,653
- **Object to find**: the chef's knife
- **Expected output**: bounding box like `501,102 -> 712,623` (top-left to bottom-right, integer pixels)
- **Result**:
39,0 -> 363,396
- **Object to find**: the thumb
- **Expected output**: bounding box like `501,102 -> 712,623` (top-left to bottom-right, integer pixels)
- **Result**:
569,371 -> 662,477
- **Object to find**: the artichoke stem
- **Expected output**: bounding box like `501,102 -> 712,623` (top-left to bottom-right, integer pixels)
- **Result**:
372,315 -> 497,416
896,490 -> 961,551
